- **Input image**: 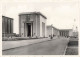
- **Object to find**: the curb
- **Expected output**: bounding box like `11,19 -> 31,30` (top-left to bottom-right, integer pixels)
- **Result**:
63,45 -> 68,55
63,39 -> 69,55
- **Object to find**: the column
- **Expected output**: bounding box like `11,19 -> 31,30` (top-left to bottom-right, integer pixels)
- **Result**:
2,18 -> 5,37
60,32 -> 61,36
36,15 -> 37,37
61,32 -> 63,36
24,23 -> 25,37
10,19 -> 11,33
66,31 -> 67,36
2,18 -> 5,33
11,20 -> 13,33
63,32 -> 64,36
65,31 -> 66,36
63,31 -> 64,36
8,19 -> 10,33
25,23 -> 27,37
62,31 -> 63,36
5,18 -> 6,33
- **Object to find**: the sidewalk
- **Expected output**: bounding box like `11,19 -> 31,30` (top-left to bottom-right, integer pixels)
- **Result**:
2,37 -> 57,50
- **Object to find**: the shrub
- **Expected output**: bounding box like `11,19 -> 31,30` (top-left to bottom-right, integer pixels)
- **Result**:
65,47 -> 78,55
68,41 -> 78,46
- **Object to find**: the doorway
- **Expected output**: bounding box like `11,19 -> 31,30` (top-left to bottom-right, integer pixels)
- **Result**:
27,23 -> 31,37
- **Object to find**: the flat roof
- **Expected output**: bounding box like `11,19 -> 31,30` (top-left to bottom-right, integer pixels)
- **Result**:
2,16 -> 13,20
59,29 -> 72,31
47,25 -> 59,30
47,25 -> 72,31
19,12 -> 47,19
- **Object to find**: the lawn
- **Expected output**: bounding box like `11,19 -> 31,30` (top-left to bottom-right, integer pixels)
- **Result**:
65,47 -> 78,55
65,38 -> 78,55
68,38 -> 78,46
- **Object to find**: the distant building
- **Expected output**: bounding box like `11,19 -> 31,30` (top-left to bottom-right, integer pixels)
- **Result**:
47,25 -> 59,37
19,12 -> 47,38
72,31 -> 78,38
47,25 -> 73,37
59,29 -> 73,37
2,16 -> 13,37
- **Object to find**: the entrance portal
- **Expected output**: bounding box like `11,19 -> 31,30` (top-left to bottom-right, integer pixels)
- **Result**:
27,23 -> 31,37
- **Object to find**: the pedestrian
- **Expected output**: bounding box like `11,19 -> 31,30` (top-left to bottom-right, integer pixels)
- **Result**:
50,35 -> 53,40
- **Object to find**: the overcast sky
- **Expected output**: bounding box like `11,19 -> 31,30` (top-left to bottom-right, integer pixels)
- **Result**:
2,0 -> 79,34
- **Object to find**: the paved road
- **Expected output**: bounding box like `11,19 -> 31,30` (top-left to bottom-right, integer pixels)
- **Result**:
3,38 -> 69,55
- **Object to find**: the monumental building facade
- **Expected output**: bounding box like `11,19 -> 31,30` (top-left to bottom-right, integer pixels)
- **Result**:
47,25 -> 73,37
2,16 -> 13,37
19,12 -> 47,37
59,29 -> 73,37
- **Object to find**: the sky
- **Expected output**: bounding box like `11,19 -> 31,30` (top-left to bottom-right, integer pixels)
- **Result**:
2,0 -> 79,34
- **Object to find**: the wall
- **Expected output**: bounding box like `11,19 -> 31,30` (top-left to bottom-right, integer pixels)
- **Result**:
36,15 -> 40,37
53,27 -> 59,36
47,26 -> 52,37
19,15 -> 25,37
40,15 -> 47,37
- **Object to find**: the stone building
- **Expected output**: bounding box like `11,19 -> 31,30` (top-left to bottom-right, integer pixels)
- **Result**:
59,29 -> 73,37
19,12 -> 47,38
47,25 -> 59,37
47,25 -> 73,37
53,26 -> 59,37
2,16 -> 13,37
47,25 -> 53,37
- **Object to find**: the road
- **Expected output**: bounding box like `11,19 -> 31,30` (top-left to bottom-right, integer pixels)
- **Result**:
3,37 -> 69,55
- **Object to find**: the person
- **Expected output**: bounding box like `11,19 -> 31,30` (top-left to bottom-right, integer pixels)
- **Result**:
50,35 -> 53,40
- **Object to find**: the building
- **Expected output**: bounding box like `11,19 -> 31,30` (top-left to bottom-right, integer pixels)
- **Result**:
2,16 -> 13,37
47,25 -> 59,37
72,31 -> 78,38
59,29 -> 73,37
47,25 -> 53,37
19,12 -> 47,38
53,26 -> 59,37
47,25 -> 73,37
